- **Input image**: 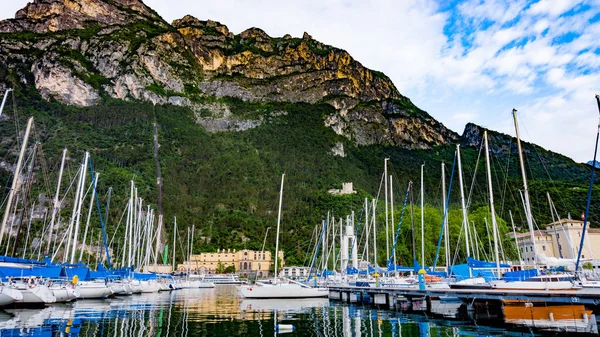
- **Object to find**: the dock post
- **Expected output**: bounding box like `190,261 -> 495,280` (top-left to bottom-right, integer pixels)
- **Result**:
426,296 -> 432,313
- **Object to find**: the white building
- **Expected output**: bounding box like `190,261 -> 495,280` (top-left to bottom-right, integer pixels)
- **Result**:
280,266 -> 310,279
328,182 -> 356,195
511,219 -> 600,267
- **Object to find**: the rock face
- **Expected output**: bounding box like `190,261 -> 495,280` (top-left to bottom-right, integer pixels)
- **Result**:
0,0 -> 161,33
0,0 -> 458,148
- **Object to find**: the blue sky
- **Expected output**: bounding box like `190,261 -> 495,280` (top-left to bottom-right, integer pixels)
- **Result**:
2,0 -> 600,162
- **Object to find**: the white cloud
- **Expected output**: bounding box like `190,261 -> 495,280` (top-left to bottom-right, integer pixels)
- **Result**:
528,0 -> 579,17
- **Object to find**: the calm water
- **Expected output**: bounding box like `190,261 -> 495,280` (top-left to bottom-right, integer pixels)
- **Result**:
0,285 -> 596,336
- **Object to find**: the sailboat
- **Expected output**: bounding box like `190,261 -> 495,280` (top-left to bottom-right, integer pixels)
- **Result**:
238,174 -> 328,299
490,109 -> 578,291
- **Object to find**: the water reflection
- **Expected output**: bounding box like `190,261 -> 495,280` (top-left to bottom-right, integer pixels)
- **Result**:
0,286 -> 594,336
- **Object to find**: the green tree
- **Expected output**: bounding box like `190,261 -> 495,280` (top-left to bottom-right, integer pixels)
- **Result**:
216,261 -> 225,274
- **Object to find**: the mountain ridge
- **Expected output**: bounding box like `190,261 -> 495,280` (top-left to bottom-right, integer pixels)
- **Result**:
0,0 -> 457,149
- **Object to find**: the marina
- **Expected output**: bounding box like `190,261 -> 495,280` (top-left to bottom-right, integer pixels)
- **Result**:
0,0 -> 599,335
0,285 -> 598,336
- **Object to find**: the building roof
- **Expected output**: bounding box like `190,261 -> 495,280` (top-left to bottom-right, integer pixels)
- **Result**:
546,219 -> 584,227
510,230 -> 547,238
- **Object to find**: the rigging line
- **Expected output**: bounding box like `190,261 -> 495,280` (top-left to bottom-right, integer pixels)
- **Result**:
11,91 -> 21,153
433,153 -> 456,268
108,200 -> 129,249
35,143 -> 51,195
466,139 -> 485,209
518,114 -> 571,212
499,137 -> 514,218
576,96 -> 600,272
302,224 -> 318,267
387,183 -> 411,269
450,214 -> 465,268
87,156 -> 112,268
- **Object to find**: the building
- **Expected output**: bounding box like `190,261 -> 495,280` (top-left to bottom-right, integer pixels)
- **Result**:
177,249 -> 284,278
144,264 -> 173,273
511,219 -> 600,266
281,266 -> 310,279
328,182 -> 356,195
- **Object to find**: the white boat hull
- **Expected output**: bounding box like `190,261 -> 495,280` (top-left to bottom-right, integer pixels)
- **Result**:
491,280 -> 576,290
140,280 -> 160,293
78,281 -> 113,299
0,286 -> 22,306
11,284 -> 55,304
239,283 -> 328,299
50,285 -> 79,302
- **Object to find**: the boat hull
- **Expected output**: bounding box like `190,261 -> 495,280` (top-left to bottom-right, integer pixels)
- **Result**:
491,280 -> 575,290
239,284 -> 328,299
78,281 -> 113,299
50,285 -> 79,302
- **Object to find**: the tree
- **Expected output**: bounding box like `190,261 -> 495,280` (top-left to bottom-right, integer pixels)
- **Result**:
224,265 -> 235,273
216,261 -> 225,274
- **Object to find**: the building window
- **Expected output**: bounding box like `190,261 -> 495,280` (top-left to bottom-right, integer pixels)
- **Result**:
542,245 -> 546,251
578,232 -> 581,237
557,233 -> 560,239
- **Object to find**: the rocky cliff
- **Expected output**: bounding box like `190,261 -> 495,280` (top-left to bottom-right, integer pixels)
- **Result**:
0,0 -> 457,149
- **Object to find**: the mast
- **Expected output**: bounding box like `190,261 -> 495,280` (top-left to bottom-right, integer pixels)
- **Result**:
484,131 -> 502,278
364,198 -> 369,264
384,158 -> 390,262
0,89 -> 12,117
456,144 -> 472,277
372,199 -> 377,266
0,117 -> 33,249
127,181 -> 134,267
274,173 -> 285,282
154,214 -> 162,267
442,162 -> 450,270
46,148 -> 67,256
70,151 -> 89,264
509,210 -> 523,268
172,216 -> 177,272
575,95 -> 600,272
340,215 -> 343,273
410,182 -> 416,266
79,172 -> 98,262
390,174 -> 396,270
420,164 -> 425,268
512,109 -> 539,267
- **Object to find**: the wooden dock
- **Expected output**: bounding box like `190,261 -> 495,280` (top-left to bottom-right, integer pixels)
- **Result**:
328,285 -> 600,308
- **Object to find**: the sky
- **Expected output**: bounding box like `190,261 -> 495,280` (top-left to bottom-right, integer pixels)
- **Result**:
2,0 -> 600,163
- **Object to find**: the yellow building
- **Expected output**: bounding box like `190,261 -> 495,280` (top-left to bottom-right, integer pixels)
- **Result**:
177,249 -> 284,278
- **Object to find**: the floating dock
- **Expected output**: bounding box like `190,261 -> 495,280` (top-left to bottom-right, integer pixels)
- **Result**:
328,285 -> 600,310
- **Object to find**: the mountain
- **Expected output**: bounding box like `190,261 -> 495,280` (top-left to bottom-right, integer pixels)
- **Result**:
0,0 -> 456,149
587,160 -> 600,169
0,0 -> 597,266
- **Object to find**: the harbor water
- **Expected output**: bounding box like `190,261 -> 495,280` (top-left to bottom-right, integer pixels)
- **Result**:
0,285 -> 597,336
